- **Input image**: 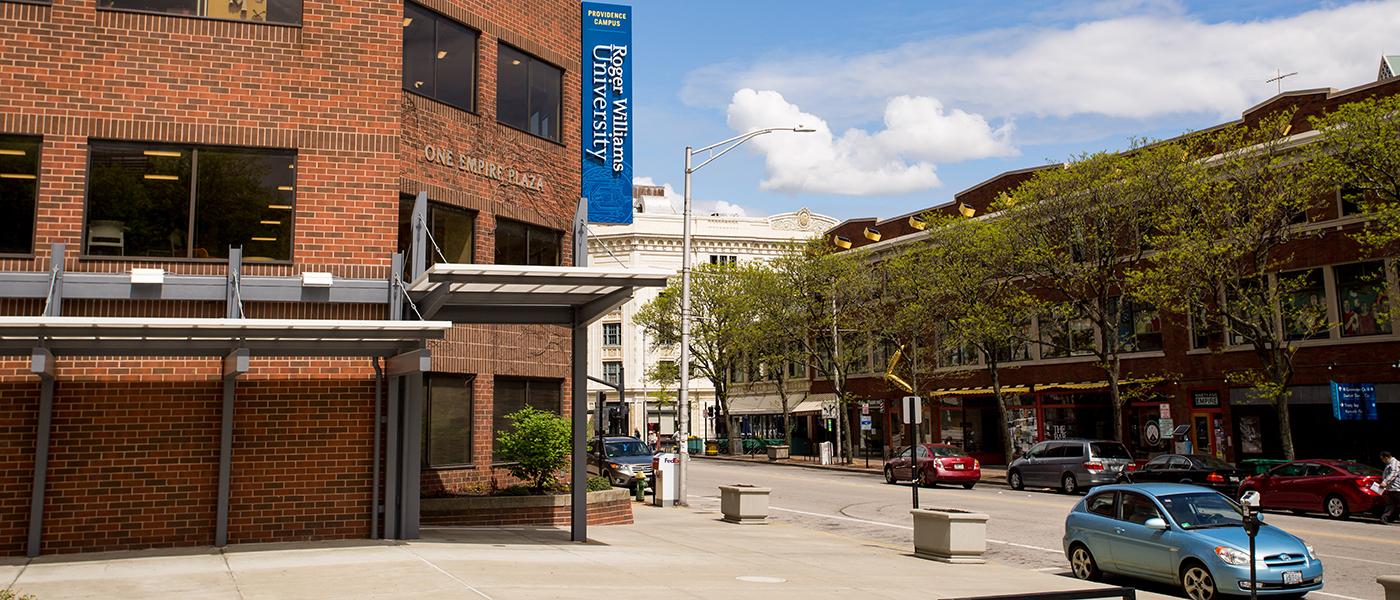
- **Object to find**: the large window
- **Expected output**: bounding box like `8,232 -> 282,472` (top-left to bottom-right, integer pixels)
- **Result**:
1039,311 -> 1094,358
495,217 -> 561,266
1281,269 -> 1326,341
97,0 -> 301,25
709,255 -> 737,266
1118,299 -> 1162,352
86,141 -> 295,261
492,378 -> 562,459
1336,261 -> 1392,337
0,135 -> 40,255
424,374 -> 473,467
602,322 -> 621,346
1339,185 -> 1366,218
403,2 -> 477,112
398,198 -> 477,266
497,44 -> 562,142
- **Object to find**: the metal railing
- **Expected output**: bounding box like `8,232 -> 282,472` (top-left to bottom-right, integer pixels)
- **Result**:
940,588 -> 1136,600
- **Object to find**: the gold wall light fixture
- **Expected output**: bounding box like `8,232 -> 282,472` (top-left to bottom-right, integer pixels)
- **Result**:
958,203 -> 976,218
832,234 -> 852,249
908,215 -> 927,230
863,227 -> 881,242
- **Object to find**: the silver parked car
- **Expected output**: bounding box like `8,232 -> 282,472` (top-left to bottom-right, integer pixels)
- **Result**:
586,436 -> 655,487
1008,439 -> 1135,494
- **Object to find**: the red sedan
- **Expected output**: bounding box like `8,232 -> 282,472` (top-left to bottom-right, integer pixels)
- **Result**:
883,443 -> 981,489
1237,459 -> 1385,520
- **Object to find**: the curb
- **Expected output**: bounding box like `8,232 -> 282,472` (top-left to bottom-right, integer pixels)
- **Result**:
694,454 -> 1011,488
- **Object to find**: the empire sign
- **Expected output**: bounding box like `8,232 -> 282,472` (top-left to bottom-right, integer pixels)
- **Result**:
422,144 -> 545,192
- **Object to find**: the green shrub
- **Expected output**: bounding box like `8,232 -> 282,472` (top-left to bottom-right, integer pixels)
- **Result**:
1,590 -> 37,600
495,406 -> 572,494
586,475 -> 612,492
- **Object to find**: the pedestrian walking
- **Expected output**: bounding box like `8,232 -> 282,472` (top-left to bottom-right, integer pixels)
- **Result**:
1381,451 -> 1400,524
632,428 -> 641,440
648,430 -> 658,452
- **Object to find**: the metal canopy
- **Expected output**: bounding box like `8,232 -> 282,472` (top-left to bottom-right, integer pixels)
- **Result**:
406,263 -> 671,325
0,316 -> 452,357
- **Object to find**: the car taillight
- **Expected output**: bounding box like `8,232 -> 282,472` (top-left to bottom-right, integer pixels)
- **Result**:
932,458 -> 944,469
973,459 -> 980,469
1125,463 -> 1138,473
1206,472 -> 1225,483
1358,477 -> 1381,495
1083,461 -> 1104,472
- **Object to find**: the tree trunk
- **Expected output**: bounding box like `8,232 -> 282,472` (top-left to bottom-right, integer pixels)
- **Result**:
1107,365 -> 1124,444
1275,395 -> 1296,460
840,395 -> 855,464
989,360 -> 1015,465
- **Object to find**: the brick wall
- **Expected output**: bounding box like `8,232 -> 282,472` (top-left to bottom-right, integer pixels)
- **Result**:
0,379 -> 38,555
420,490 -> 634,527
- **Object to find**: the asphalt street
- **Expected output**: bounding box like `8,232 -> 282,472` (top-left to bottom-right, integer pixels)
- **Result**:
688,459 -> 1397,600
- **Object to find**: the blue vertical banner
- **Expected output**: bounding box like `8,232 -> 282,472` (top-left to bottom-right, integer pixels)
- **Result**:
1330,381 -> 1378,421
581,3 -> 633,224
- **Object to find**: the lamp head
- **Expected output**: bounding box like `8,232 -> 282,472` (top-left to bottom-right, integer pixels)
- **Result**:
793,125 -> 816,133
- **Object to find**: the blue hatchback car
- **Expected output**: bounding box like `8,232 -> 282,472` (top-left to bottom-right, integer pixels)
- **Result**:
1063,483 -> 1323,599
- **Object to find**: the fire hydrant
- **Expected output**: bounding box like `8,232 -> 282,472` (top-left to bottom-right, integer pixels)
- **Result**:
634,472 -> 647,502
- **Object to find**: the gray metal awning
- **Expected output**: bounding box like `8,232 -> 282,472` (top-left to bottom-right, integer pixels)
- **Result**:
0,316 -> 452,357
406,263 -> 671,325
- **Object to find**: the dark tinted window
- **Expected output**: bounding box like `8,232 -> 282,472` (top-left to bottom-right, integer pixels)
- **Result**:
1189,455 -> 1233,470
1086,492 -> 1116,517
424,374 -> 472,467
492,378 -> 561,459
403,2 -> 477,111
605,440 -> 649,458
929,446 -> 966,458
1271,463 -> 1309,477
0,135 -> 40,255
1143,455 -> 1172,470
1339,462 -> 1382,476
1090,442 -> 1131,460
1120,492 -> 1161,525
99,0 -> 301,25
495,218 -> 561,266
1061,443 -> 1085,459
497,44 -> 562,141
87,142 -> 295,261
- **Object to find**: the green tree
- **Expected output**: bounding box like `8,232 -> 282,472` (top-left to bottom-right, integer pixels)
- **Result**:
634,261 -> 761,455
1308,93 -> 1400,250
999,142 -> 1181,444
495,406 -> 572,494
1133,111 -> 1331,459
738,261 -> 809,447
891,213 -> 1041,461
771,239 -> 879,463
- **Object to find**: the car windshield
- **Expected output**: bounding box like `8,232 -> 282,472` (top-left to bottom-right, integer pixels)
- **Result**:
1090,442 -> 1132,459
929,446 -> 966,458
605,441 -> 651,458
1190,455 -> 1234,469
1159,492 -> 1245,530
1340,462 -> 1382,476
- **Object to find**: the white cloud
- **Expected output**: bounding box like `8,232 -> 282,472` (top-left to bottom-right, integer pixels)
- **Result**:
684,1 -> 1400,125
631,176 -> 751,216
725,89 -> 1015,196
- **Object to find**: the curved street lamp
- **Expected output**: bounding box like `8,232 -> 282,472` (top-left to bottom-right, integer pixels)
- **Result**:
676,126 -> 815,505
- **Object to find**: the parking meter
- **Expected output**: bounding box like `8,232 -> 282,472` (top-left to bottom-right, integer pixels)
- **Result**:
1240,490 -> 1262,600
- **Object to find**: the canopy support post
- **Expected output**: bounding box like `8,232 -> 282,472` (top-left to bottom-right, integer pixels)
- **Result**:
27,348 -> 55,557
215,348 -> 249,547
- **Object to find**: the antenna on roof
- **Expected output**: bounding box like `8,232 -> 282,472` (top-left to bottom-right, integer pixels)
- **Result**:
1266,68 -> 1298,96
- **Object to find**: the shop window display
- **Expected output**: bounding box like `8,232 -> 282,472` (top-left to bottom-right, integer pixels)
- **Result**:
1336,261 -> 1391,337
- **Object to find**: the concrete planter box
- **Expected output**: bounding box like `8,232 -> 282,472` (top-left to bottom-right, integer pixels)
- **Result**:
1380,576 -> 1400,600
911,508 -> 988,564
766,445 -> 790,461
719,484 -> 771,524
421,488 -> 632,527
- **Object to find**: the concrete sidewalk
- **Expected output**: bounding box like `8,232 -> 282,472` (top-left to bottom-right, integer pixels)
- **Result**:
0,501 -> 1148,600
696,453 -> 1011,484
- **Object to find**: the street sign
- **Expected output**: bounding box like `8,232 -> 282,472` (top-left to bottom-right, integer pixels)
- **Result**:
1159,403 -> 1171,419
821,401 -> 839,420
860,402 -> 870,416
902,396 -> 923,424
860,415 -> 873,431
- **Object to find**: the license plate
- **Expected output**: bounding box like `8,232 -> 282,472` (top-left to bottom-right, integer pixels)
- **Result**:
1283,571 -> 1302,585
1229,476 -> 1239,482
953,464 -> 965,470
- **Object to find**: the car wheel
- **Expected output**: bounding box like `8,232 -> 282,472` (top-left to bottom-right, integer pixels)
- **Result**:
962,482 -> 976,490
1061,473 -> 1079,495
1325,494 -> 1350,520
1008,470 -> 1024,490
884,466 -> 897,485
1181,561 -> 1218,600
1068,544 -> 1101,581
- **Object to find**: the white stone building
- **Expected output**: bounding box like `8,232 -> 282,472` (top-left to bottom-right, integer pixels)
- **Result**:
584,187 -> 836,442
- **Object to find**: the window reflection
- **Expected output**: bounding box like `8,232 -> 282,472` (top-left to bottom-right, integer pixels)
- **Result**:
403,2 -> 477,112
98,0 -> 302,25
495,217 -> 560,266
497,44 -> 562,141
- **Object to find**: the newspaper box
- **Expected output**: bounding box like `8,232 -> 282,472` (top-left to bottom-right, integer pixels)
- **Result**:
651,453 -> 680,507
818,441 -> 834,465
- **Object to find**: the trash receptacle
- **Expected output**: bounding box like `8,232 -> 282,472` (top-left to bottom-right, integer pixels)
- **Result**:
818,441 -> 833,465
704,440 -> 719,456
688,436 -> 702,454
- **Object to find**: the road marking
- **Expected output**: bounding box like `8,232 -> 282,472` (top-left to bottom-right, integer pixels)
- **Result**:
1310,592 -> 1370,600
1288,525 -> 1400,546
1317,553 -> 1400,567
765,505 -> 1062,554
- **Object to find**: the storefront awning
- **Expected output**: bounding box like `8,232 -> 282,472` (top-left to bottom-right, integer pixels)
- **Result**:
406,263 -> 671,326
726,394 -> 814,416
928,385 -> 1032,397
926,377 -> 1166,396
791,394 -> 837,415
0,316 -> 451,357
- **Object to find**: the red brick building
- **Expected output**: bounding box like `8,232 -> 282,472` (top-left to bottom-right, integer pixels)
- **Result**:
0,0 -> 652,557
819,73 -> 1400,468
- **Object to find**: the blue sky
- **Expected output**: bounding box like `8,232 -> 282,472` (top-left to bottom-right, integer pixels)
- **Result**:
610,0 -> 1400,221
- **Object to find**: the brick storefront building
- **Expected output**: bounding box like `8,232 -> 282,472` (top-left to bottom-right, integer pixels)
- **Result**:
0,0 -> 640,557
820,72 -> 1400,468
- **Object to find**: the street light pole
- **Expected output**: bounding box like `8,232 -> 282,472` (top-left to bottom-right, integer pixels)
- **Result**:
676,126 -> 814,507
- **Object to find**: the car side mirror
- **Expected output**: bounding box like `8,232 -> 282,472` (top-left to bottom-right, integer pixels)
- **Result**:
1144,517 -> 1169,530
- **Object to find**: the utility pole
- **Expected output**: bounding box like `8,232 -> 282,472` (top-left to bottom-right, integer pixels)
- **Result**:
831,293 -> 844,464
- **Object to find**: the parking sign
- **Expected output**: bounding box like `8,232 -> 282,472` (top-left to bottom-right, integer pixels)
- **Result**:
901,396 -> 923,424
